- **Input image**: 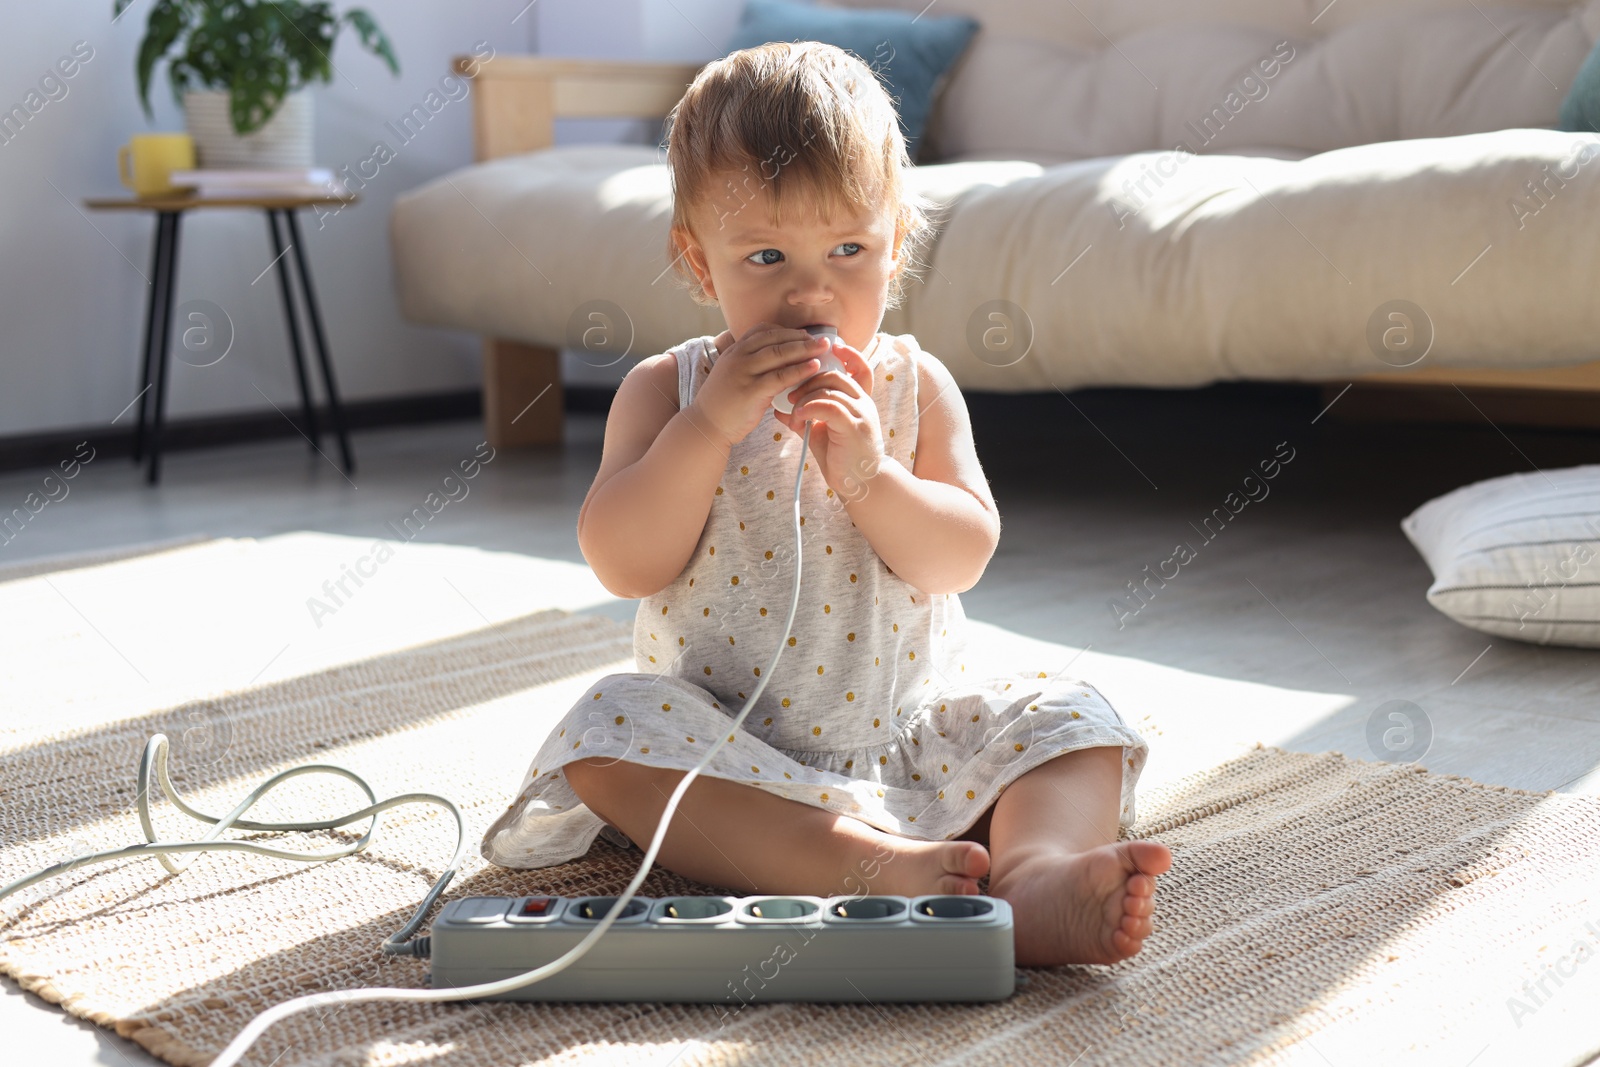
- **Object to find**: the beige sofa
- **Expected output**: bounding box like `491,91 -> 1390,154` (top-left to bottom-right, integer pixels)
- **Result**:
391,0 -> 1600,447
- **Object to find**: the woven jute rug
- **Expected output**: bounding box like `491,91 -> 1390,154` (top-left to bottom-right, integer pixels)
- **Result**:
3,540 -> 1600,1067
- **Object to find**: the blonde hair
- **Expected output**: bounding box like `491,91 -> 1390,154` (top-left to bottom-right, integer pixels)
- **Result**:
663,41 -> 937,310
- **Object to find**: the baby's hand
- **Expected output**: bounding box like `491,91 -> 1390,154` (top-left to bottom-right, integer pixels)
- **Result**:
774,338 -> 884,500
688,322 -> 832,449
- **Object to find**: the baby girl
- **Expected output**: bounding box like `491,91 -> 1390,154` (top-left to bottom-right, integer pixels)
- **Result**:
480,40 -> 1171,967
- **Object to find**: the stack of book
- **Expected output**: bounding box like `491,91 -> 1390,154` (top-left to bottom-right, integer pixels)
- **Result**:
167,167 -> 349,198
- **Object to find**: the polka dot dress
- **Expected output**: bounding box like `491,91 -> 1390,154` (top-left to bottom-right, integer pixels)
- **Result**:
480,332 -> 1151,869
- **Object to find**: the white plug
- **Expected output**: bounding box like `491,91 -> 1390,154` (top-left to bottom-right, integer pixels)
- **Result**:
772,325 -> 845,414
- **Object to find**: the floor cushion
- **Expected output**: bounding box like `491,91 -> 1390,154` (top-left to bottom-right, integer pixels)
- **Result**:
1402,464 -> 1600,647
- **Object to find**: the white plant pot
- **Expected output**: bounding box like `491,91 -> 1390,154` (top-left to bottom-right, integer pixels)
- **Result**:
184,88 -> 313,169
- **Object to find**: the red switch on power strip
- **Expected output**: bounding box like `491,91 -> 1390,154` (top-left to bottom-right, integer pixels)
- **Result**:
503,896 -> 560,924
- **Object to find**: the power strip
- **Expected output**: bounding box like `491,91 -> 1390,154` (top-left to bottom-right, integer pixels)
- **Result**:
427,894 -> 1016,1002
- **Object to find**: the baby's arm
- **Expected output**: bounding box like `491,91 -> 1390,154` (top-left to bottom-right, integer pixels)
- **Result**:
577,354 -> 734,599
843,353 -> 1000,595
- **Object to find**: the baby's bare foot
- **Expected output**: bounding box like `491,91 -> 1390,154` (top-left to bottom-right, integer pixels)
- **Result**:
993,840 -> 1173,966
863,837 -> 990,899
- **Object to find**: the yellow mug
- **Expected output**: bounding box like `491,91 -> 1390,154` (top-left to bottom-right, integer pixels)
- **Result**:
117,133 -> 196,197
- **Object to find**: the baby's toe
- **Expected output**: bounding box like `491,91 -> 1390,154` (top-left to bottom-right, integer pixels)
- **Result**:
952,841 -> 991,880
1112,927 -> 1144,954
1127,840 -> 1173,878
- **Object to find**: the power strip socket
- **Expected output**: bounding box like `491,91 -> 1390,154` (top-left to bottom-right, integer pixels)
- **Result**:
426,894 -> 1016,1002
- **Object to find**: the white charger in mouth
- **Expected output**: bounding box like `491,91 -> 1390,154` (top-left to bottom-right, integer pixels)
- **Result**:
772,324 -> 845,414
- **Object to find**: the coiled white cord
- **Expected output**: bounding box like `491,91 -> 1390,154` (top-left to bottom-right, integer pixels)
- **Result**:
0,732 -> 467,955
0,419 -> 818,1067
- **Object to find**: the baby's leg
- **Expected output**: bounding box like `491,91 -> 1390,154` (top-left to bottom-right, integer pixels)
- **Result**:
565,758 -> 989,898
983,745 -> 1173,966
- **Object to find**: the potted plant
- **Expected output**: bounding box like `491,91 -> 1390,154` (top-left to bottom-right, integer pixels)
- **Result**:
113,0 -> 400,169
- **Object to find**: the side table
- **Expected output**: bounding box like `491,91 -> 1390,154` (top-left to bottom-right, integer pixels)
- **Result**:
84,192 -> 360,484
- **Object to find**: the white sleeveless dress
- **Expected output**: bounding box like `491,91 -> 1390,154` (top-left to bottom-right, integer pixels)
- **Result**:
480,331 -> 1151,869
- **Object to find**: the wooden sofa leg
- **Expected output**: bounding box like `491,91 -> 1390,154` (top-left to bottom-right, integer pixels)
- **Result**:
482,337 -> 564,448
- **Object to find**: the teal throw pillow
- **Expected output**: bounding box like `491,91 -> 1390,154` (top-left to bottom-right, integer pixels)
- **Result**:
724,0 -> 980,161
1558,34 -> 1600,132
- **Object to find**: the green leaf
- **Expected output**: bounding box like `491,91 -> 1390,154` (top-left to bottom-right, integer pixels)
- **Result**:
282,1 -> 336,88
229,51 -> 291,134
179,12 -> 228,94
167,58 -> 196,112
343,8 -> 399,76
129,0 -> 190,121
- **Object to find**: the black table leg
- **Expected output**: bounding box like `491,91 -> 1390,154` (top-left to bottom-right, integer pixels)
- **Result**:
284,209 -> 354,475
265,208 -> 321,451
146,211 -> 183,485
133,211 -> 174,465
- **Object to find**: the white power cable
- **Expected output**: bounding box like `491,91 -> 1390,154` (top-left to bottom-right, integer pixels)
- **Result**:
0,418 -> 819,1067
0,731 -> 467,958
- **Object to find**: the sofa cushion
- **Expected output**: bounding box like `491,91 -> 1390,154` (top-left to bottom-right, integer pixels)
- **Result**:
391,145 -> 728,359
725,0 -> 979,161
1401,465 -> 1600,647
390,129 -> 1600,391
906,128 -> 1600,393
828,0 -> 1600,162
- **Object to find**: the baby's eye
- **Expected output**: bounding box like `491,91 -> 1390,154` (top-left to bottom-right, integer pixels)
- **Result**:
833,242 -> 862,256
746,248 -> 782,266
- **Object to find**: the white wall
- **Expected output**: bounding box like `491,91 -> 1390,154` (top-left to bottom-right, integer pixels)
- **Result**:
0,0 -> 742,438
